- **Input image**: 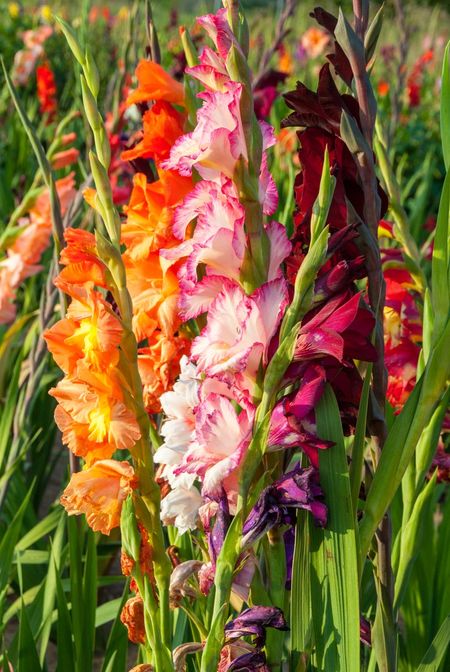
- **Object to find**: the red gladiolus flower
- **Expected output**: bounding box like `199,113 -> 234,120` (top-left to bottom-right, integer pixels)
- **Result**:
36,64 -> 57,120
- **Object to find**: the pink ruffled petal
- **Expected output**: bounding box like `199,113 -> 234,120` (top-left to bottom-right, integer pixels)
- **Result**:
266,221 -> 292,280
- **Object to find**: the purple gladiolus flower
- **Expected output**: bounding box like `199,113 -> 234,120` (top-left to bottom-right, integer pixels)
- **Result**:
225,606 -> 288,647
221,607 -> 288,671
242,465 -> 327,547
226,651 -> 270,671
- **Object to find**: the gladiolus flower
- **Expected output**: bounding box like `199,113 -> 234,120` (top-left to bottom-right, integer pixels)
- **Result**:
121,101 -> 185,164
191,279 -> 288,391
44,287 -> 123,374
60,459 -> 137,534
51,148 -> 80,170
36,64 -> 57,119
49,372 -> 141,451
377,80 -> 390,97
124,252 -> 181,337
301,26 -> 330,58
294,292 -> 377,364
242,465 -> 327,547
58,228 -> 108,288
126,60 -> 185,107
121,171 -> 192,260
173,391 -> 254,501
225,607 -> 288,647
138,332 -> 190,413
219,607 -> 288,671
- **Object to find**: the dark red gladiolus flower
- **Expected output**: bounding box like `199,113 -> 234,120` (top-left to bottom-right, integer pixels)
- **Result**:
36,64 -> 57,120
360,616 -> 371,647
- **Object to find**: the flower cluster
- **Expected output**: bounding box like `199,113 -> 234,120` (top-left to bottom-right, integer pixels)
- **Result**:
281,7 -> 386,439
0,171 -> 76,324
119,60 -> 193,414
153,7 -> 294,536
44,229 -> 140,534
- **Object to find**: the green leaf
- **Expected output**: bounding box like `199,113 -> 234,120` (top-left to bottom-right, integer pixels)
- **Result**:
0,485 -> 34,618
290,509 -> 313,662
81,530 -> 98,669
15,508 -> 62,552
440,42 -> 450,171
95,598 -> 125,628
359,317 -> 450,561
394,473 -> 437,611
17,601 -> 42,672
101,583 -> 129,672
431,169 -> 450,344
55,562 -> 76,672
312,386 -> 360,672
416,616 -> 450,671
38,515 -> 66,664
67,516 -> 84,672
364,3 -> 384,62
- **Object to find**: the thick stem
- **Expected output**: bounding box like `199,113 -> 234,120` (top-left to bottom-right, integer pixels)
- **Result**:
348,9 -> 396,669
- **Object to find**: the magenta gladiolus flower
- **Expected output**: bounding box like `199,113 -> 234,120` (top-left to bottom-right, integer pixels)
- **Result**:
295,291 -> 377,363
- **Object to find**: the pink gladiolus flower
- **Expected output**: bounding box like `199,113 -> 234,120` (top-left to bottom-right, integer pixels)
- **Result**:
196,8 -> 237,61
186,46 -> 230,91
191,279 -> 288,392
175,392 -> 254,501
163,82 -> 247,180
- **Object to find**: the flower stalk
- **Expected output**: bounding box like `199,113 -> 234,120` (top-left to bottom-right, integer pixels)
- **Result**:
57,19 -> 173,669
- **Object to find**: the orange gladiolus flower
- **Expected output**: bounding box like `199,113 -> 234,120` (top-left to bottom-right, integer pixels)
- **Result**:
301,26 -> 330,58
49,371 -> 140,450
124,252 -> 181,337
44,287 -> 122,374
121,171 -> 192,260
11,174 -> 76,266
126,60 -> 185,107
278,45 -> 293,75
60,459 -> 137,534
54,405 -> 114,465
1,175 -> 76,325
51,147 -> 80,170
121,101 -> 185,164
57,228 -> 108,288
138,332 -> 190,413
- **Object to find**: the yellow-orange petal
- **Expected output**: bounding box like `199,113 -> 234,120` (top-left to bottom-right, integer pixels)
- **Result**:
60,459 -> 137,534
